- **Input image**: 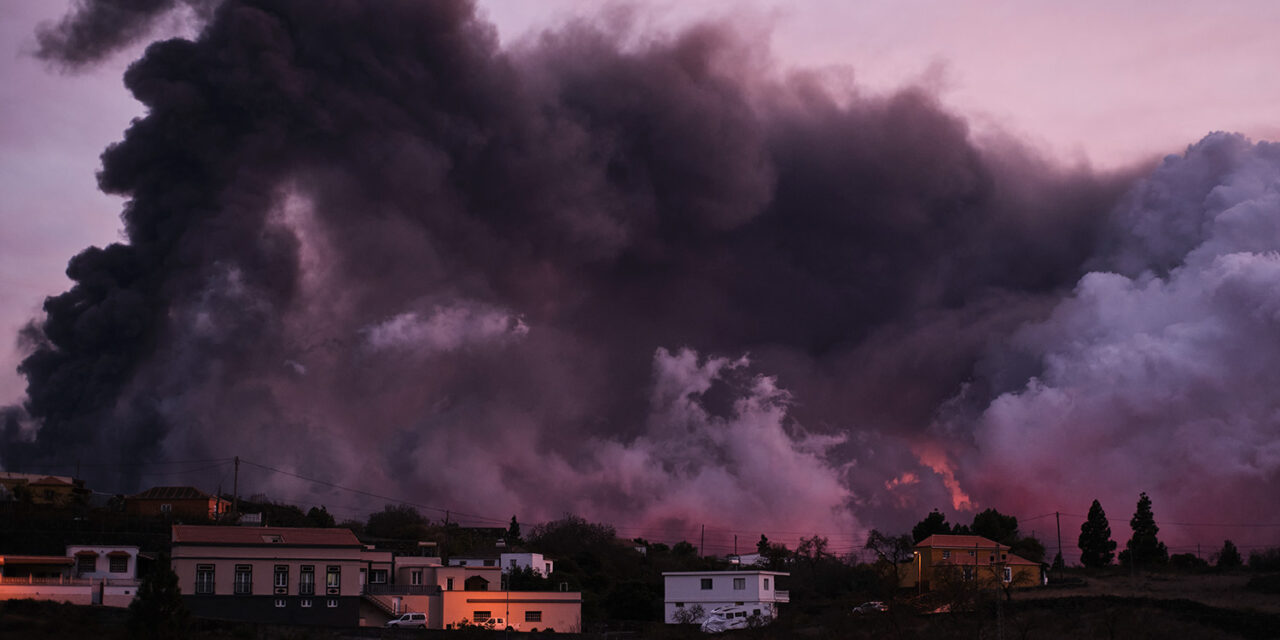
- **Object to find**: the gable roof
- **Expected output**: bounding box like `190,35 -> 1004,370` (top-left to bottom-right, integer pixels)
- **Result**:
916,534 -> 1009,550
129,486 -> 223,501
172,525 -> 362,547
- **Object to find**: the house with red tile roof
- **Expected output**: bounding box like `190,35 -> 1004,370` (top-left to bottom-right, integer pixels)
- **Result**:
125,486 -> 231,521
901,534 -> 1044,591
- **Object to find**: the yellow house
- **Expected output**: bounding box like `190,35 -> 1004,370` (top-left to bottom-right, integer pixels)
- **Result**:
901,535 -> 1042,592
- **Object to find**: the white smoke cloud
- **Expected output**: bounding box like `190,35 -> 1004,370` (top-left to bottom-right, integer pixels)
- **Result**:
950,134 -> 1280,541
362,304 -> 529,353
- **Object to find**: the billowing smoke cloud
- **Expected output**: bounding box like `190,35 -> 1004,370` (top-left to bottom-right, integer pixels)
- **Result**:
7,0 -> 1272,545
35,0 -> 215,69
941,133 -> 1280,546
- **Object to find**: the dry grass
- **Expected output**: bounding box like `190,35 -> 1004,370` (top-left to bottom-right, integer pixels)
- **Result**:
1022,570 -> 1280,615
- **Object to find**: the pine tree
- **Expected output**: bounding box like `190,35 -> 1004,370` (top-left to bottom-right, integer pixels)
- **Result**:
912,509 -> 952,543
1215,540 -> 1243,568
1124,492 -> 1168,567
1078,499 -> 1117,567
507,515 -> 522,543
127,557 -> 190,640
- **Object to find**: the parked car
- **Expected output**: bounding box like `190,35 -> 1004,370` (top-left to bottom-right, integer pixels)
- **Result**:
853,601 -> 888,614
387,612 -> 428,628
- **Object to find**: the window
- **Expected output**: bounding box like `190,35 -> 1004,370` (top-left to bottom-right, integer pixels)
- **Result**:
76,555 -> 96,574
446,577 -> 454,591
274,599 -> 286,608
675,602 -> 684,608
753,609 -> 761,616
483,559 -> 495,567
274,565 -> 289,589
700,578 -> 713,590
763,578 -> 770,590
196,565 -> 215,594
160,503 -> 172,513
300,599 -> 312,608
473,611 -> 492,623
370,569 -> 388,584
525,611 -> 542,623
989,554 -> 996,563
968,550 -> 975,557
299,566 -> 315,595
326,599 -> 338,608
510,559 -> 518,568
1003,567 -> 1012,583
262,534 -> 283,543
942,550 -> 951,559
410,570 -> 422,586
326,566 -> 341,593
234,565 -> 252,595
733,578 -> 746,590
109,556 -> 128,573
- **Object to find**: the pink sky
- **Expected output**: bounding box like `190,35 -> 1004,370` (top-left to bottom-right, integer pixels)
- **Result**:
3,0 -> 1277,405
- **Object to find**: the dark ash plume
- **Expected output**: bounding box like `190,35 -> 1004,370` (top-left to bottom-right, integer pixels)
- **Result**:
13,0 -> 1268,541
35,0 -> 215,69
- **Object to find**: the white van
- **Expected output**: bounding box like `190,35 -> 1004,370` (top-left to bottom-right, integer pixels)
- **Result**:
386,612 -> 428,628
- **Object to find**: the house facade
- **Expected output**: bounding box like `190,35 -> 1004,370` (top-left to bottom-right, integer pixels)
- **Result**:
363,559 -> 580,631
902,534 -> 1043,591
662,570 -> 789,624
0,545 -> 141,607
127,486 -> 231,521
447,551 -> 554,577
170,525 -> 384,625
0,472 -> 90,507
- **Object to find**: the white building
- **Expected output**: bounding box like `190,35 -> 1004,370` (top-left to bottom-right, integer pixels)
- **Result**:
448,552 -> 553,577
662,570 -> 789,624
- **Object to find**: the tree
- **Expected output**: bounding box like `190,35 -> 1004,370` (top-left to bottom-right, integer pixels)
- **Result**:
912,509 -> 952,543
756,534 -> 770,556
507,515 -> 522,543
970,508 -> 1019,545
1215,540 -> 1243,569
1078,499 -> 1117,568
306,505 -> 335,528
127,556 -> 190,640
1124,492 -> 1168,568
366,504 -> 430,540
864,530 -> 914,597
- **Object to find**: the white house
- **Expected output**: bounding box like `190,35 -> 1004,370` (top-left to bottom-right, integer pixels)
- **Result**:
662,570 -> 789,624
448,552 -> 553,577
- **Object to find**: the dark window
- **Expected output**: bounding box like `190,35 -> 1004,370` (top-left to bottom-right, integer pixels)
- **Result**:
733,578 -> 745,590
326,599 -> 338,608
299,566 -> 315,595
326,566 -> 340,592
196,565 -> 215,594
274,565 -> 288,589
473,610 -> 492,622
274,599 -> 286,608
526,611 -> 542,622
76,555 -> 96,574
109,556 -> 128,573
700,578 -> 713,590
234,565 -> 252,595
300,599 -> 312,608
370,569 -> 388,584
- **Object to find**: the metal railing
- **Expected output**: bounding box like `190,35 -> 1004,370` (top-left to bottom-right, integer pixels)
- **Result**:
364,584 -> 442,596
773,590 -> 790,603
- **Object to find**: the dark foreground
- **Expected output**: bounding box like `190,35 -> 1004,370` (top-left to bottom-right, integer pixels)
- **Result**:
2,595 -> 1279,640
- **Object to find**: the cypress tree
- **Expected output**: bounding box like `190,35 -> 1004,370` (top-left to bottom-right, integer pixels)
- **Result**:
1078,499 -> 1116,567
1125,492 -> 1168,567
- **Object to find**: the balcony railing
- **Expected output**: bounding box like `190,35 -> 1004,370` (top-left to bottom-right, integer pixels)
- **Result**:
364,584 -> 442,596
0,576 -> 139,587
772,590 -> 790,603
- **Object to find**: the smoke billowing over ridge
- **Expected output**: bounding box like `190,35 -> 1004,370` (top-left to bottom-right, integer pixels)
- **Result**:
6,0 -> 1278,545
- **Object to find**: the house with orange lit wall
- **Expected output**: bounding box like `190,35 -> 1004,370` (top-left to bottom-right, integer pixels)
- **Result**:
901,535 -> 1043,591
126,486 -> 230,521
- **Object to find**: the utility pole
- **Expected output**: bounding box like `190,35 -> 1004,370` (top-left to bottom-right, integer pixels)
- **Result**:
232,456 -> 240,516
700,525 -> 705,558
1055,512 -> 1063,574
